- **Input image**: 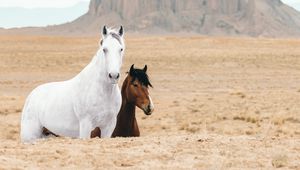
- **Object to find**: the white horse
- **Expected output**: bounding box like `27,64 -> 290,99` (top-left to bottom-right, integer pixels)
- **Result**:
20,26 -> 125,143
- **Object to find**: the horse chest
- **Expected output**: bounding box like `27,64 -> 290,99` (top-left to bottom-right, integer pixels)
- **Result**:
76,89 -> 121,120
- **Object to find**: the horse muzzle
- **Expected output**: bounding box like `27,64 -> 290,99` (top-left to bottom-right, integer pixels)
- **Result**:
143,104 -> 154,115
108,72 -> 120,84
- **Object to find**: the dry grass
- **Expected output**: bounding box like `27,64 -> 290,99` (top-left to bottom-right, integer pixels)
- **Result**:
272,154 -> 288,168
0,35 -> 300,169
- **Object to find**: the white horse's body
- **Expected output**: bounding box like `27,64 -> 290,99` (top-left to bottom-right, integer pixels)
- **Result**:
21,26 -> 125,143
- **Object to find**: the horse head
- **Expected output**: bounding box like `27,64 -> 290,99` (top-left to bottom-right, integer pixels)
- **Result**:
124,64 -> 154,115
100,25 -> 125,84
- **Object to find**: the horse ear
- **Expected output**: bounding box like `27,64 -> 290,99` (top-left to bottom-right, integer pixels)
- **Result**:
143,65 -> 147,72
129,64 -> 134,76
119,26 -> 124,36
102,25 -> 107,37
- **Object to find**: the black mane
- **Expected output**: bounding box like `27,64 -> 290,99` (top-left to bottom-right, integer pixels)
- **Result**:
129,68 -> 153,88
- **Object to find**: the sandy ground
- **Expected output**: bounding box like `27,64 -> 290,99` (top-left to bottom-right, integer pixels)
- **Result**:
0,35 -> 300,169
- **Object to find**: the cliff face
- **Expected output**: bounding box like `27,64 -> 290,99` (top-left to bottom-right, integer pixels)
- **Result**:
53,0 -> 300,37
86,0 -> 251,17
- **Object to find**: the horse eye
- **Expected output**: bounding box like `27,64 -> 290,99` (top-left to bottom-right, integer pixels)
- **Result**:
103,48 -> 108,53
120,48 -> 123,52
133,84 -> 138,87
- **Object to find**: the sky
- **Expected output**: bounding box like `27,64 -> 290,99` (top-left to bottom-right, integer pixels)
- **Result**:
0,0 -> 299,28
282,0 -> 300,11
0,0 -> 90,28
0,0 -> 90,8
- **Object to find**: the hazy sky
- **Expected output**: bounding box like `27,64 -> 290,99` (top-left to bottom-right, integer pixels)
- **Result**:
0,0 -> 90,28
0,0 -> 299,28
0,0 -> 90,8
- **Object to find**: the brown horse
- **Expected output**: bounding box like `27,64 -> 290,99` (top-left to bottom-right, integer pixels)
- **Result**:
42,64 -> 153,138
112,64 -> 154,137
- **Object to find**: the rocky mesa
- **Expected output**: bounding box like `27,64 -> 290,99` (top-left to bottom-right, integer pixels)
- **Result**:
5,0 -> 300,37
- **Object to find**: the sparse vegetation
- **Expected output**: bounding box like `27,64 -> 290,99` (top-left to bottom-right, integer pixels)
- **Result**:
233,115 -> 259,124
272,154 -> 288,168
230,92 -> 246,98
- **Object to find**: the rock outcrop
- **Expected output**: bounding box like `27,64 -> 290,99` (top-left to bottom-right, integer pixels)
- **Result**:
4,0 -> 300,37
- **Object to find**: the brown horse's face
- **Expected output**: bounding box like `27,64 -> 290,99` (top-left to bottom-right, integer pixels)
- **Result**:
126,76 -> 154,115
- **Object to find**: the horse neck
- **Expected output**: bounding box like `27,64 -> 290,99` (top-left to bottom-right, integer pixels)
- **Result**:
75,50 -> 112,91
118,76 -> 136,126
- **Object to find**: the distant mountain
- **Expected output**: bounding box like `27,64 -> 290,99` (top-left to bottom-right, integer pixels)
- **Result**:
2,0 -> 300,37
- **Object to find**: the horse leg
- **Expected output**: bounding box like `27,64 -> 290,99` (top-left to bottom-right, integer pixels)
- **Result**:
101,118 -> 117,138
20,118 -> 43,143
79,119 -> 93,139
42,127 -> 59,137
90,127 -> 101,138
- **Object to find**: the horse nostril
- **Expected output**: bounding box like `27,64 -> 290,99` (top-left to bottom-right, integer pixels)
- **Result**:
109,73 -> 120,80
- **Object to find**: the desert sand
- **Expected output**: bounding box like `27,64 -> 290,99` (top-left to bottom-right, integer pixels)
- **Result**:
0,35 -> 300,169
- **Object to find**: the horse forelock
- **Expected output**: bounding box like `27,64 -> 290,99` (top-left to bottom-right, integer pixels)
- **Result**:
129,69 -> 152,88
102,28 -> 123,45
110,32 -> 122,45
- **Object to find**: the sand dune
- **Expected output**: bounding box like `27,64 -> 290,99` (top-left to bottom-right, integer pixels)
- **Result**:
0,35 -> 300,169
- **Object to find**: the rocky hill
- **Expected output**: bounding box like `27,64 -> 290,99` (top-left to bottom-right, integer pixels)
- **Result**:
4,0 -> 300,37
